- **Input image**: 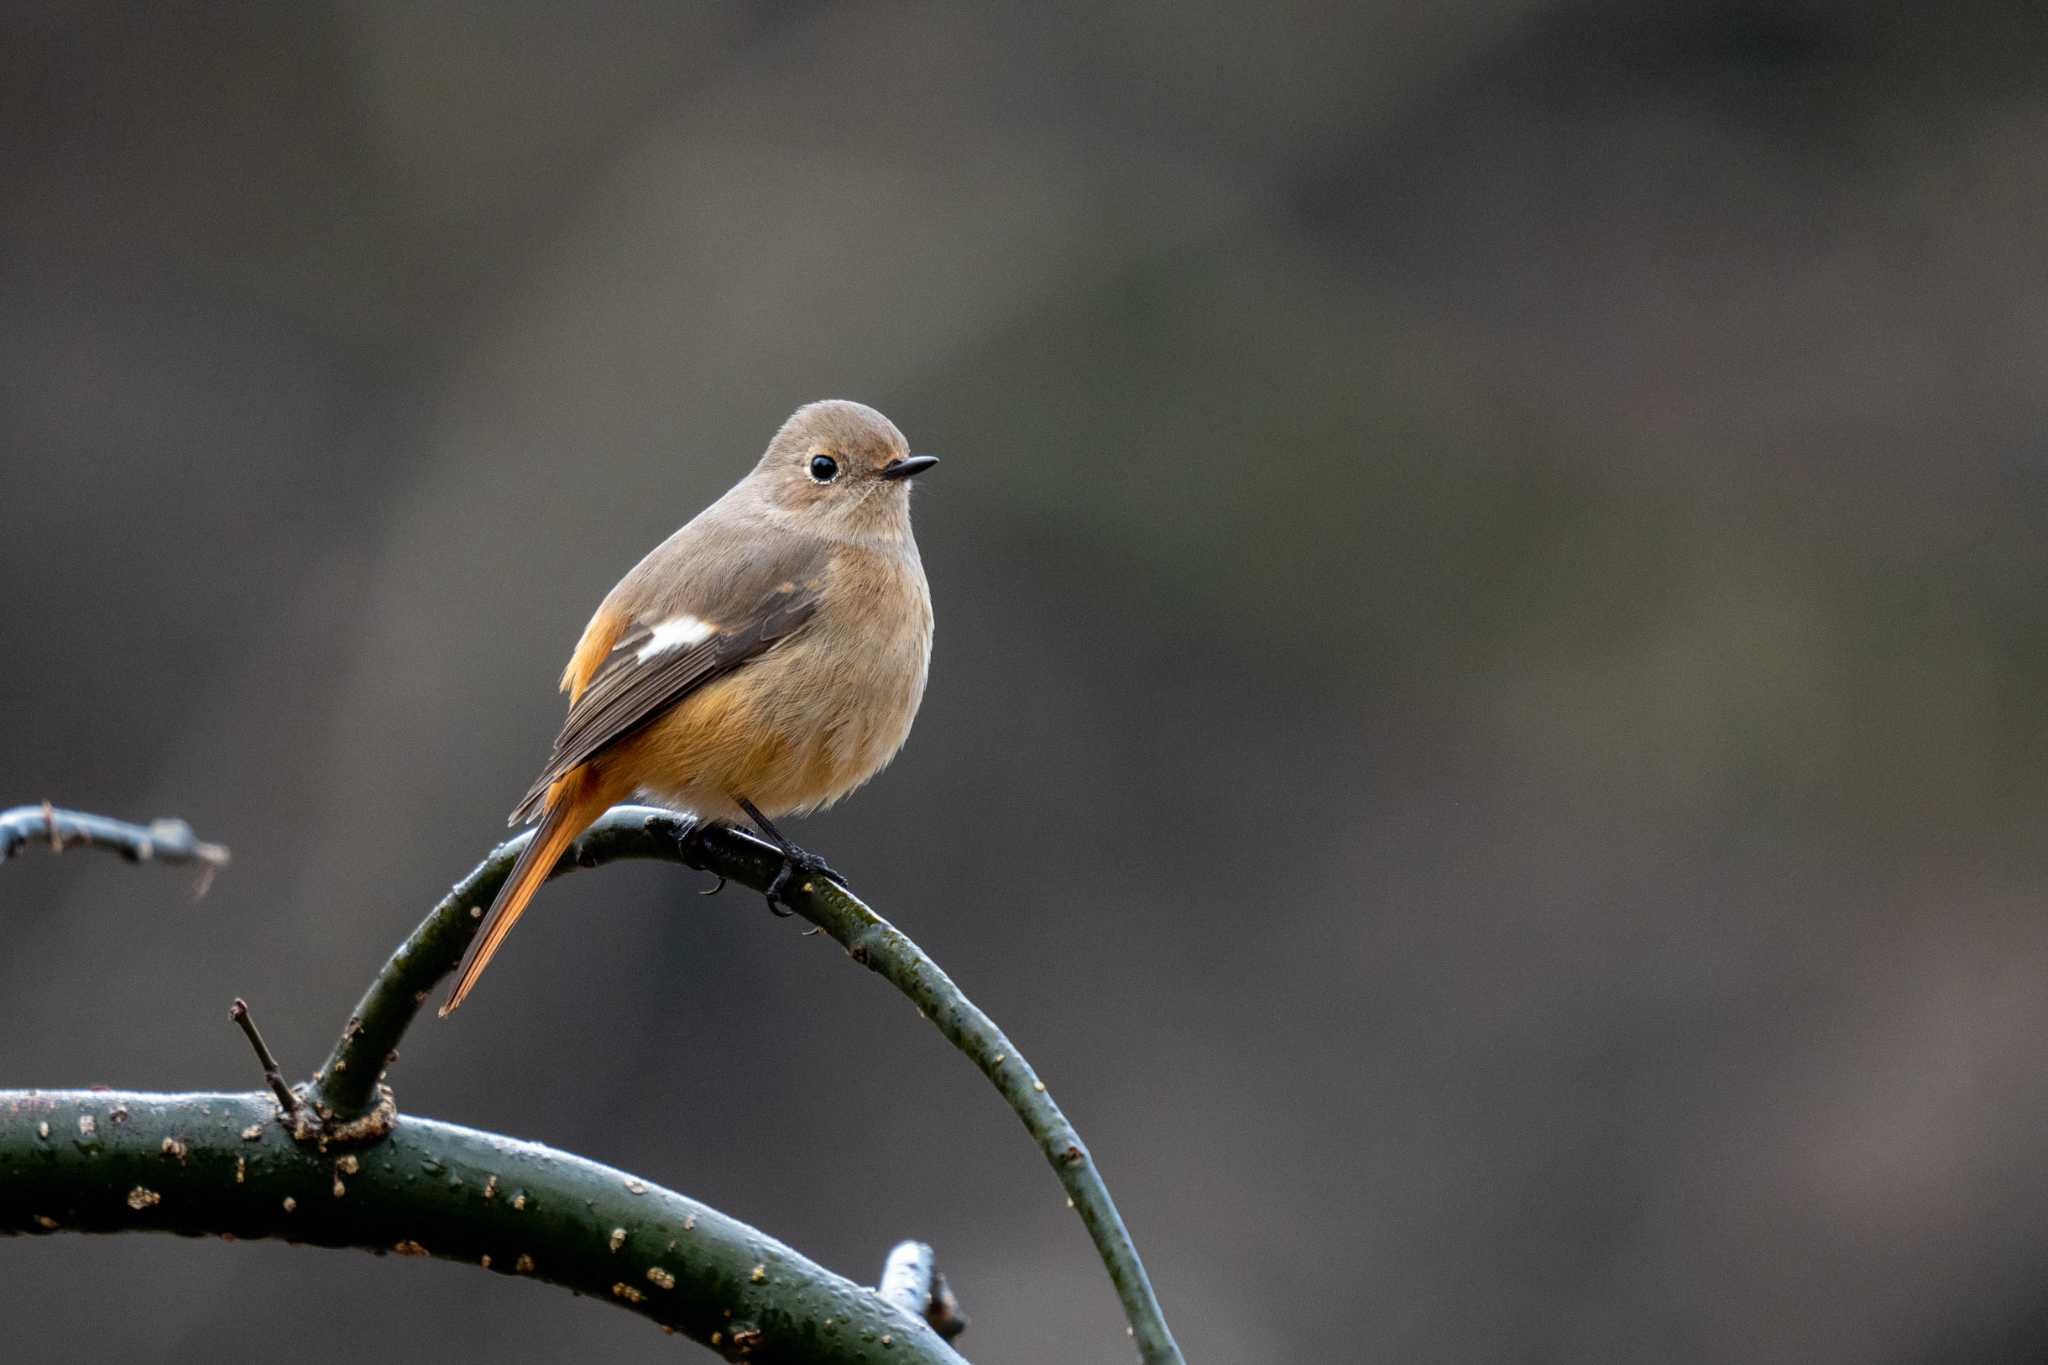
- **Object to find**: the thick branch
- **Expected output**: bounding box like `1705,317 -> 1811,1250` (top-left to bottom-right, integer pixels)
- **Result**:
309,806 -> 1183,1364
0,1089 -> 964,1363
0,804 -> 228,882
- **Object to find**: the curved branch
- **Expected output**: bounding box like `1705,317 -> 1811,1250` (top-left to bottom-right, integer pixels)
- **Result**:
0,1089 -> 965,1364
307,806 -> 1184,1365
0,804 -> 229,884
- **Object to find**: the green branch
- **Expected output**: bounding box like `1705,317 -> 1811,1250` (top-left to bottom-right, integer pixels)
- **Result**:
0,1088 -> 964,1363
307,806 -> 1183,1364
6,802 -> 1182,1361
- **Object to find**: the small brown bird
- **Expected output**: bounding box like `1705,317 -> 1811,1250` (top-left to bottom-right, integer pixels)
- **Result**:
441,400 -> 937,1015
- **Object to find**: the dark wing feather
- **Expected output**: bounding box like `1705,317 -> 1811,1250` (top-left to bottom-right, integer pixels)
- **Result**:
508,575 -> 822,824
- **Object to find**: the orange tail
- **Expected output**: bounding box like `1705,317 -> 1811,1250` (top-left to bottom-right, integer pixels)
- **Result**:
441,767 -> 619,1016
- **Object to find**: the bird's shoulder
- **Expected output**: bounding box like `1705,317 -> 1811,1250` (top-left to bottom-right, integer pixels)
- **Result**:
608,511 -> 831,632
555,512 -> 823,701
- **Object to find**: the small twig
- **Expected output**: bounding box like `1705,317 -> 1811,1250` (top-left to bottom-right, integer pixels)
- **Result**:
879,1240 -> 971,1341
879,1239 -> 936,1315
0,804 -> 229,895
228,999 -> 300,1114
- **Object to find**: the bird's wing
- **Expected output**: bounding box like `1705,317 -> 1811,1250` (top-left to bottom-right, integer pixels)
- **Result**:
508,531 -> 830,824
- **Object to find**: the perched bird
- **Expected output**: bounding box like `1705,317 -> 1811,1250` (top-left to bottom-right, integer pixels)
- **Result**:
441,400 -> 937,1015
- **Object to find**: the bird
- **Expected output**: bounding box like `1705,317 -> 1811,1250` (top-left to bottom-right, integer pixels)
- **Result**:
440,399 -> 938,1015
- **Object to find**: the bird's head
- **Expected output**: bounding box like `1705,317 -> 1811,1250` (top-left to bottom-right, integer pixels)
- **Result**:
751,399 -> 938,538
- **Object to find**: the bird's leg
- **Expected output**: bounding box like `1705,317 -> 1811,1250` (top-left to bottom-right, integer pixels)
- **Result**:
673,816 -> 726,896
735,796 -> 848,916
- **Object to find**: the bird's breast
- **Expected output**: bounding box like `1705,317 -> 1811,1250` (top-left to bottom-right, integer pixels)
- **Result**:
616,541 -> 930,820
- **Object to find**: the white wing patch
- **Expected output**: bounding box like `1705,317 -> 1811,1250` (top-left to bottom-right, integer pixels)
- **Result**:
633,614 -> 717,662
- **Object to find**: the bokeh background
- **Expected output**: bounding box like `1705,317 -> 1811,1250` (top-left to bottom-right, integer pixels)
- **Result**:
5,3 -> 2046,1361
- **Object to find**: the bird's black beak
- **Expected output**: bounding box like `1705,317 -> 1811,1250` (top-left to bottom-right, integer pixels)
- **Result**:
879,455 -> 940,481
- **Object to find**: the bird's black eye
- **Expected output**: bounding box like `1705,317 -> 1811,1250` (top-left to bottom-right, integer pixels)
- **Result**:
808,454 -> 839,483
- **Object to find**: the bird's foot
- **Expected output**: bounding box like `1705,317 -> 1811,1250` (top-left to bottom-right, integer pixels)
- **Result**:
674,819 -> 726,897
732,796 -> 848,916
763,846 -> 848,917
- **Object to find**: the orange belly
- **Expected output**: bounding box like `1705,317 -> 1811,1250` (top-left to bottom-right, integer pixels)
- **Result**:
571,541 -> 931,826
592,638 -> 919,823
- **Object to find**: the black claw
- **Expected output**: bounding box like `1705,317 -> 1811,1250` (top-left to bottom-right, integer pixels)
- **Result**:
674,821 -> 727,897
762,849 -> 845,916
732,796 -> 849,918
763,860 -> 797,915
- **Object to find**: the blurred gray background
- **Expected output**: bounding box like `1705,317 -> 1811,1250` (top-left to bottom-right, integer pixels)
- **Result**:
4,3 -> 2046,1361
